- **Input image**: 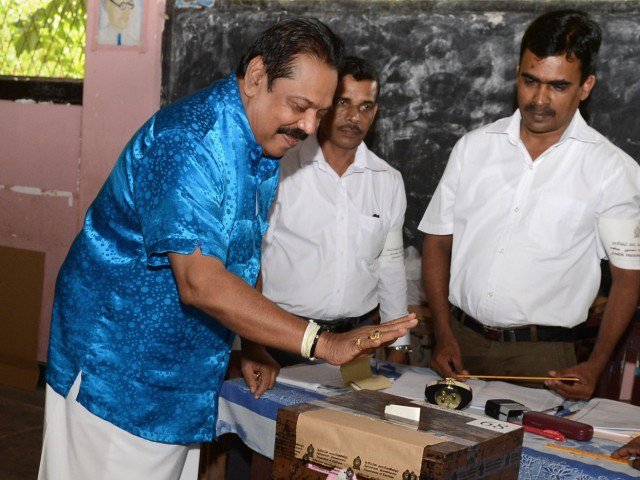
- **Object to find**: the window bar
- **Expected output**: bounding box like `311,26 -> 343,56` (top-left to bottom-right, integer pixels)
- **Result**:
27,0 -> 62,77
69,5 -> 86,79
0,2 -> 14,68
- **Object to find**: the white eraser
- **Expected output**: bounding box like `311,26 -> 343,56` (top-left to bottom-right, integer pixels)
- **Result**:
384,404 -> 421,423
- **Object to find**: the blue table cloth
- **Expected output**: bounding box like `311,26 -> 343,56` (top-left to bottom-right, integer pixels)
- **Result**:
216,366 -> 640,480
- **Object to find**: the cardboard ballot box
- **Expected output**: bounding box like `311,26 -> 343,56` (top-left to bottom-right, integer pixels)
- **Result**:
273,390 -> 523,480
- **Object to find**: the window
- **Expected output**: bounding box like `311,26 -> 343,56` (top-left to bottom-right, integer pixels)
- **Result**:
0,0 -> 86,104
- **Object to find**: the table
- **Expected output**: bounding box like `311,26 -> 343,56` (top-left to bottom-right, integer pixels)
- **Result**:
216,365 -> 640,480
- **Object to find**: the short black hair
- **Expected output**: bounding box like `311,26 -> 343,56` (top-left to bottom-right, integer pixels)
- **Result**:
236,17 -> 344,91
338,56 -> 381,101
520,9 -> 602,84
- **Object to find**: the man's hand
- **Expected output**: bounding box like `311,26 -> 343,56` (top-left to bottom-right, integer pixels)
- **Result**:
421,233 -> 464,379
548,265 -> 640,400
611,436 -> 640,470
240,341 -> 280,399
430,332 -> 468,379
316,314 -> 418,365
386,348 -> 410,365
545,361 -> 600,400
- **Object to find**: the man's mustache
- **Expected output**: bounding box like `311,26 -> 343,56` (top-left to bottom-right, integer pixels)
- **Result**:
276,127 -> 308,141
338,125 -> 364,135
525,104 -> 556,117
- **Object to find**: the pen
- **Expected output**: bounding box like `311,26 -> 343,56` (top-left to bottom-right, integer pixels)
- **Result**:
377,362 -> 401,380
541,405 -> 563,414
556,405 -> 583,417
540,404 -> 583,417
319,384 -> 348,392
378,362 -> 397,374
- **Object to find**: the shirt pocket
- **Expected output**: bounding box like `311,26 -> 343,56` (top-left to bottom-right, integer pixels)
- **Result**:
526,192 -> 588,255
227,219 -> 258,270
355,214 -> 386,262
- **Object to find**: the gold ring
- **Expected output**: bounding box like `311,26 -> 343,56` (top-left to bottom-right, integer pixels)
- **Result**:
355,338 -> 364,351
254,371 -> 262,381
368,329 -> 381,340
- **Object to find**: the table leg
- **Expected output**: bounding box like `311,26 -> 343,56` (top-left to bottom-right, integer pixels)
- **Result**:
198,439 -> 228,480
250,451 -> 273,480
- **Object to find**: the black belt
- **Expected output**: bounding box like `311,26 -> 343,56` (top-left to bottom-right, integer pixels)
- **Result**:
452,307 -> 598,342
311,306 -> 380,333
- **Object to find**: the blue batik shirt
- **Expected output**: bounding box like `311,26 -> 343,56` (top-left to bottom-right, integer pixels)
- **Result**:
46,74 -> 279,444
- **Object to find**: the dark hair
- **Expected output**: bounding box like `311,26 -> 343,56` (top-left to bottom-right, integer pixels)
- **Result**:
520,10 -> 602,84
236,17 -> 344,91
339,56 -> 381,100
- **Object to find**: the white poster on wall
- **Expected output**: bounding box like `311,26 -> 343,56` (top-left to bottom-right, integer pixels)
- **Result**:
97,0 -> 143,47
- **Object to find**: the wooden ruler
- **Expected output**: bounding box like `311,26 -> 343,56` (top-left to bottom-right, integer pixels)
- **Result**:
459,375 -> 579,382
544,443 -> 630,465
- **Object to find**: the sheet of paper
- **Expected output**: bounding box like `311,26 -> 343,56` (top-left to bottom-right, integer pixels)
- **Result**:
384,370 -> 441,400
277,363 -> 345,391
467,380 -> 563,413
366,368 -> 563,414
279,364 -> 563,414
568,398 -> 640,432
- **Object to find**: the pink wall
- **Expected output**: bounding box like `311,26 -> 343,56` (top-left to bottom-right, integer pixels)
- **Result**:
0,101 -> 82,364
0,0 -> 166,362
80,0 -> 166,215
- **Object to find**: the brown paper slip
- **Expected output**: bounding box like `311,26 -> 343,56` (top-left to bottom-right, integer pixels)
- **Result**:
295,407 -> 445,480
340,356 -> 391,390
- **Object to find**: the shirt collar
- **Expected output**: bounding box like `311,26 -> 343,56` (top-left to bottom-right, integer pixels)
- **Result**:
490,109 -> 599,146
559,110 -> 599,144
220,74 -> 274,174
298,135 -> 387,173
298,134 -> 326,167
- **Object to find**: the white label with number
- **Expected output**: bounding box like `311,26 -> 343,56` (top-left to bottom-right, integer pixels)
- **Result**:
467,418 -> 521,433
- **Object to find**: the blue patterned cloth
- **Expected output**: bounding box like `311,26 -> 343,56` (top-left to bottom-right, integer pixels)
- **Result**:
520,449 -> 636,480
46,74 -> 280,444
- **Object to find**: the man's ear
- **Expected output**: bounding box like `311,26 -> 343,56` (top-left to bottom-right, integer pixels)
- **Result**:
242,56 -> 267,98
580,75 -> 596,102
371,103 -> 379,122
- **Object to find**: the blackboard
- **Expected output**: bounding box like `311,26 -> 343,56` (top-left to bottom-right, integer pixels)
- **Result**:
162,0 -> 640,248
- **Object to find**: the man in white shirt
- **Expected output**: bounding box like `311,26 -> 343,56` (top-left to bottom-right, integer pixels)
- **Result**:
259,56 -> 411,366
420,10 -> 640,399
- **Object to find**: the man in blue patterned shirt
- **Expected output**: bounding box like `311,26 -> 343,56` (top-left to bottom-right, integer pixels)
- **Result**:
39,18 -> 417,479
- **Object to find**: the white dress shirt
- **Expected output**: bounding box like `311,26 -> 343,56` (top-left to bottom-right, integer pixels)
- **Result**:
261,135 -> 409,345
419,110 -> 640,329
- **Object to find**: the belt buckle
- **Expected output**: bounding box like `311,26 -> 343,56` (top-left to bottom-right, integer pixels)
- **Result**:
484,327 -> 503,342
